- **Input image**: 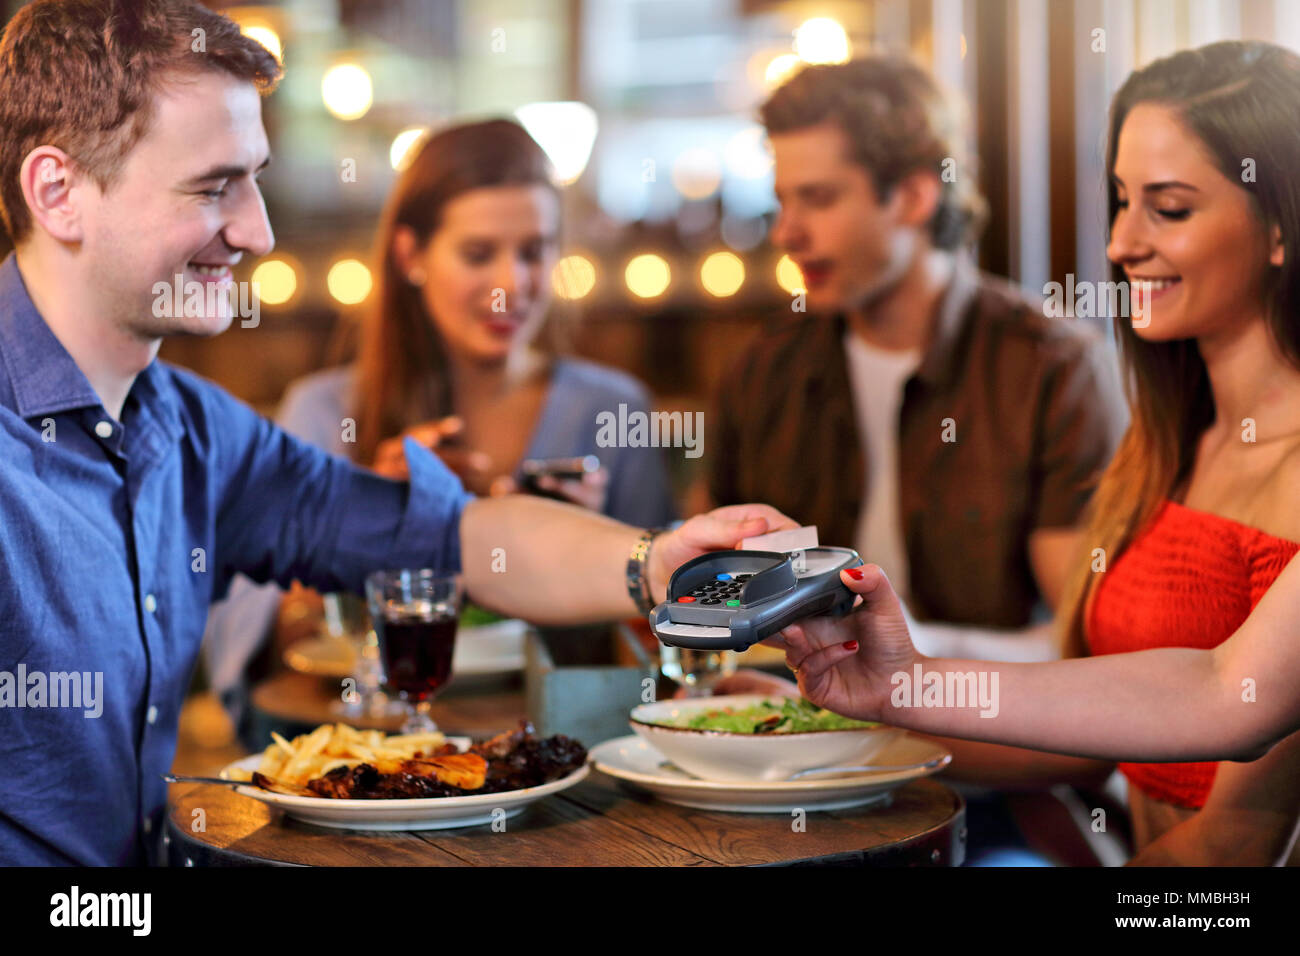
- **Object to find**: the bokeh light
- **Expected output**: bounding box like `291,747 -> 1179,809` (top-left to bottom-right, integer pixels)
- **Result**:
794,17 -> 850,65
700,251 -> 745,298
671,148 -> 722,200
625,254 -> 671,299
775,255 -> 806,295
390,127 -> 429,171
515,101 -> 599,185
321,63 -> 373,121
724,126 -> 773,180
764,53 -> 803,89
552,255 -> 597,300
251,259 -> 298,306
327,259 -> 372,305
240,24 -> 282,62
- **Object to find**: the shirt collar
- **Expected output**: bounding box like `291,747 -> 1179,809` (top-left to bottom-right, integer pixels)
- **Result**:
829,253 -> 980,388
914,253 -> 980,387
0,253 -> 181,438
0,253 -> 102,419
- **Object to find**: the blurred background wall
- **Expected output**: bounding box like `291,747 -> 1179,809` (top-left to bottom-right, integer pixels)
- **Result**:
3,0 -> 1298,494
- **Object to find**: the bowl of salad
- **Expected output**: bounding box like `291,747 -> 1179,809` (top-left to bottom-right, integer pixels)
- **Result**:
628,695 -> 901,782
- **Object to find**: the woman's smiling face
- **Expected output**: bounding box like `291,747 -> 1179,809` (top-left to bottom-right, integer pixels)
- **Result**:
1107,102 -> 1283,342
409,184 -> 559,364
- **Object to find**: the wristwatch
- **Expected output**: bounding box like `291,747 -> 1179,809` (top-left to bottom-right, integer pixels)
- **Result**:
626,528 -> 665,614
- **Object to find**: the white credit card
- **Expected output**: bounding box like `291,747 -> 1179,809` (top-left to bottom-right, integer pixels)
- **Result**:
739,525 -> 819,553
654,621 -> 731,638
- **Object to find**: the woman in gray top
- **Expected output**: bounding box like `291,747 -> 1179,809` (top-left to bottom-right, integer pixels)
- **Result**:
203,120 -> 675,717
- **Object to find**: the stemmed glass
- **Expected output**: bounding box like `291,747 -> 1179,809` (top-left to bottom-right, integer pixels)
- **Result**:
364,569 -> 462,733
322,591 -> 403,721
659,645 -> 738,698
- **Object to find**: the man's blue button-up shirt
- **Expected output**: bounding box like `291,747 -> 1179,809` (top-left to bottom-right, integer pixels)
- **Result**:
0,254 -> 473,865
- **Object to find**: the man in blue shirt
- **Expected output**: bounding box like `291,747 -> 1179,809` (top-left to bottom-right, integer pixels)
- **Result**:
0,0 -> 792,865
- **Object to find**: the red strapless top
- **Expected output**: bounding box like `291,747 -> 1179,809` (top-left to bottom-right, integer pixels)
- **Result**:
1087,500 -> 1298,808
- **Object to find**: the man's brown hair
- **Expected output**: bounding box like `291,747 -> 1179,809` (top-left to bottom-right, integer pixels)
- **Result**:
761,56 -> 987,250
0,0 -> 282,243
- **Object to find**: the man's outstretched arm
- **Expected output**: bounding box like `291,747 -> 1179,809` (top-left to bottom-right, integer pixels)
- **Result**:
211,404 -> 797,624
459,495 -> 797,625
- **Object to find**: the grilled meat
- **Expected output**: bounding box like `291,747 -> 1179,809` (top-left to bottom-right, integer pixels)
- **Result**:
470,721 -> 534,759
479,733 -> 588,793
303,722 -> 586,799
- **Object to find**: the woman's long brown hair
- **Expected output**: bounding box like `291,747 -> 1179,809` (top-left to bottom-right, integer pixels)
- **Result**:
351,119 -> 558,464
1058,41 -> 1300,657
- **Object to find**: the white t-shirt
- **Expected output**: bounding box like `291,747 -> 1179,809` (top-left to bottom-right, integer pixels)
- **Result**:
842,322 -> 1060,665
843,332 -> 921,601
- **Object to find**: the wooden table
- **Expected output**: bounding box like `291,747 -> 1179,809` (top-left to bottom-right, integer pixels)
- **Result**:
181,670 -> 966,866
166,774 -> 964,867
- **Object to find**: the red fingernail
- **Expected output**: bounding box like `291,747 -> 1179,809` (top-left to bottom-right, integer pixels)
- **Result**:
845,567 -> 864,580
842,640 -> 859,651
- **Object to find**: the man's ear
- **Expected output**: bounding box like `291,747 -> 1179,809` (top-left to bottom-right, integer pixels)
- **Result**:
888,168 -> 942,231
1269,223 -> 1285,268
20,147 -> 85,244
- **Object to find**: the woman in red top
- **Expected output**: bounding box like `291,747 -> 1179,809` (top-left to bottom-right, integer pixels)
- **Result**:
1058,40 -> 1300,863
772,41 -> 1300,865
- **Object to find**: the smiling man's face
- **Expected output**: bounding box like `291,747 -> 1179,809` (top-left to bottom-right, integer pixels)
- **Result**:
77,69 -> 275,338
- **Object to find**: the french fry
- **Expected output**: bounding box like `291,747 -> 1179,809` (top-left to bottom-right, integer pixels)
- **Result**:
279,724 -> 332,782
248,723 -> 451,788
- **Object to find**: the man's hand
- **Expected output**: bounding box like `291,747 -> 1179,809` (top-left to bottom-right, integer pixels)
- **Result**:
646,504 -> 799,602
459,498 -> 798,627
763,564 -> 921,722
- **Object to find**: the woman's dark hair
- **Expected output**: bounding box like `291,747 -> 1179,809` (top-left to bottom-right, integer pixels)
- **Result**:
352,119 -> 558,464
1060,40 -> 1300,655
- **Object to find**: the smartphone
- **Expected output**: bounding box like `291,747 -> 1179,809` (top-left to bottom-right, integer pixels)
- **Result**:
520,455 -> 601,496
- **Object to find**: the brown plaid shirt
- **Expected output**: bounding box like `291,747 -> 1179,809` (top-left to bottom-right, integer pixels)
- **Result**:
709,263 -> 1127,628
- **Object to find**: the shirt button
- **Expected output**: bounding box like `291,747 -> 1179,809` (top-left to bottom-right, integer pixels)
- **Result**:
146,704 -> 158,725
144,593 -> 157,613
94,420 -> 113,439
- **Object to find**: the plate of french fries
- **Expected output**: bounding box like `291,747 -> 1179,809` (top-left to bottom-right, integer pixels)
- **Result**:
216,723 -> 589,831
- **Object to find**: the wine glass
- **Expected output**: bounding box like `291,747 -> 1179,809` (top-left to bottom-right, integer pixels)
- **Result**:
323,591 -> 404,721
364,569 -> 461,733
659,645 -> 737,698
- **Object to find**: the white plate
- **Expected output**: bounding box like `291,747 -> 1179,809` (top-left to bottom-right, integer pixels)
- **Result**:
217,741 -> 588,830
284,620 -> 529,679
590,733 -> 950,813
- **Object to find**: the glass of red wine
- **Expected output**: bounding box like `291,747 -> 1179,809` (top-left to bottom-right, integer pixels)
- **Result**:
364,569 -> 462,733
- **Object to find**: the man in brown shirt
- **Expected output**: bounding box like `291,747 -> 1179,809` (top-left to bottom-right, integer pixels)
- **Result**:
710,57 -> 1126,635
